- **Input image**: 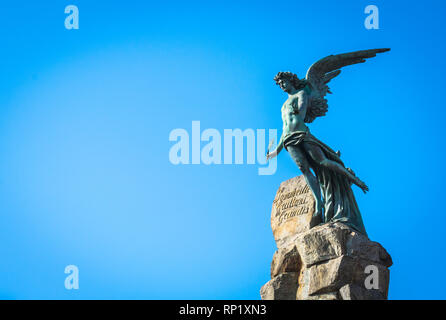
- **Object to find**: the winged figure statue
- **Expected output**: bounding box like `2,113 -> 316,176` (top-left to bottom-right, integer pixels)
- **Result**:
266,48 -> 390,236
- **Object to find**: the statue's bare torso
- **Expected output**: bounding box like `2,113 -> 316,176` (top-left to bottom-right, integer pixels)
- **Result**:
281,91 -> 309,136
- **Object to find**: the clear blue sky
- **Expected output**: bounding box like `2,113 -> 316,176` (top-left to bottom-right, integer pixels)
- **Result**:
0,0 -> 445,299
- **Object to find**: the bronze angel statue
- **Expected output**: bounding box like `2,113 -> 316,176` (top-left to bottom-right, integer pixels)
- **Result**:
266,48 -> 390,236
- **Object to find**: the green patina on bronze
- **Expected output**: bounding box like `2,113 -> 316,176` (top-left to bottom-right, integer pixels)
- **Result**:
267,49 -> 390,236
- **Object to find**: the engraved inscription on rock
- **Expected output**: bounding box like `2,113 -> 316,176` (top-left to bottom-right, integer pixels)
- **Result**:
271,175 -> 315,246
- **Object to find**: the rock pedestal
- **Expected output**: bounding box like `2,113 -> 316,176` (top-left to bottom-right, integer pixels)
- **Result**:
260,175 -> 392,300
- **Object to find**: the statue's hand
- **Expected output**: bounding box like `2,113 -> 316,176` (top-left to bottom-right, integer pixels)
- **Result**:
266,150 -> 277,161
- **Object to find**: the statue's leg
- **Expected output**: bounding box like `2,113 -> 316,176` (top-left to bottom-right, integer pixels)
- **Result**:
303,142 -> 369,193
287,145 -> 323,228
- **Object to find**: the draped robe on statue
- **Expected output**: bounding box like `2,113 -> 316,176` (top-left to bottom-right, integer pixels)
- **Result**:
283,130 -> 368,236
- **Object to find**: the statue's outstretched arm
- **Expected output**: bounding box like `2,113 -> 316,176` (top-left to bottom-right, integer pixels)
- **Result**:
267,134 -> 284,160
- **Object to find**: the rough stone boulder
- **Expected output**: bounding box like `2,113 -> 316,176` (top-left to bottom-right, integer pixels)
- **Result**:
260,175 -> 392,300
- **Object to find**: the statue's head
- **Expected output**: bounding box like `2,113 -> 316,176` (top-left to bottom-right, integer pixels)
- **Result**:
274,71 -> 306,93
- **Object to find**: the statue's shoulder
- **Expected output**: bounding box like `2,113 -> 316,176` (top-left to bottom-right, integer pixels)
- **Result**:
292,86 -> 311,101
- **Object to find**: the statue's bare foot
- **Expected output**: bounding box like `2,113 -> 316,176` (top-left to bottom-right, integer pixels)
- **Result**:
309,212 -> 322,228
356,179 -> 369,194
309,204 -> 323,229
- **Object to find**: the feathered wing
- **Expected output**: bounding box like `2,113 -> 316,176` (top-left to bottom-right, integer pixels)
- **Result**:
304,48 -> 390,123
